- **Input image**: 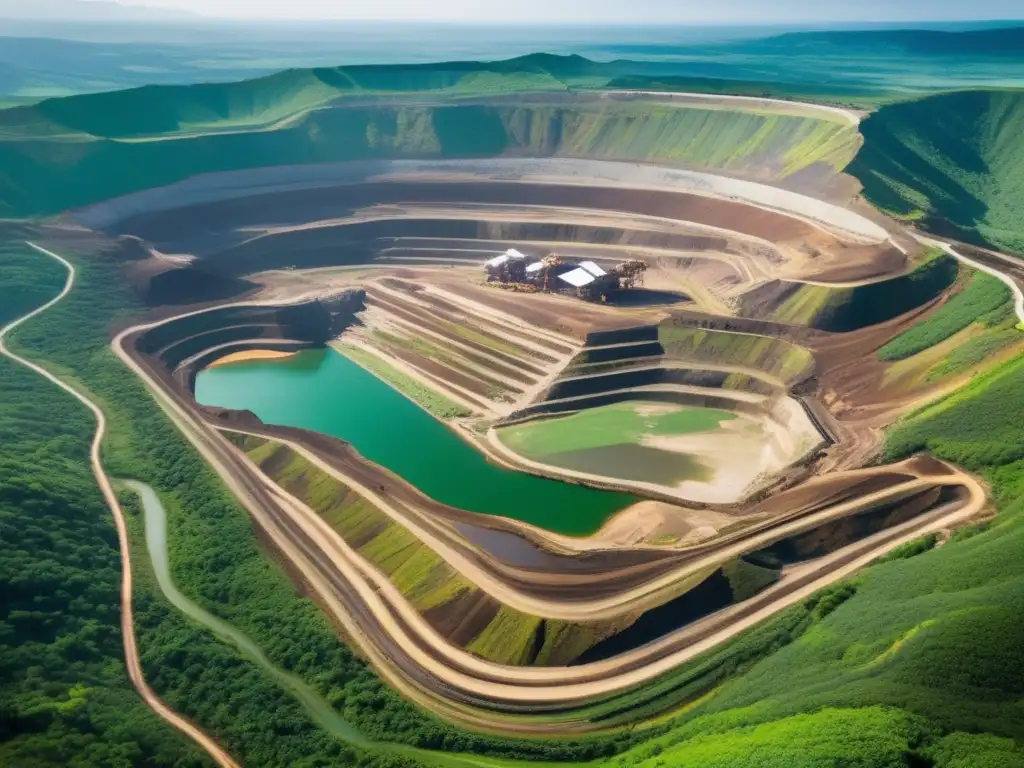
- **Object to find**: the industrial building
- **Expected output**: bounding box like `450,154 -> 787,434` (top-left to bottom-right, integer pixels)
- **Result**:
484,249 -> 647,302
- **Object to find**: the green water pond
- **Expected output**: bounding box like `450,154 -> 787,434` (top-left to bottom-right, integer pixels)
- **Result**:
194,348 -> 636,536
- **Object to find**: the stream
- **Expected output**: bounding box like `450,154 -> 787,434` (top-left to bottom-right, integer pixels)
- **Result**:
124,478 -> 523,768
122,479 -> 370,746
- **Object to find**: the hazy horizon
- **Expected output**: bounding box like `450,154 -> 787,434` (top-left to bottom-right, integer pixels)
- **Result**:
48,0 -> 1024,23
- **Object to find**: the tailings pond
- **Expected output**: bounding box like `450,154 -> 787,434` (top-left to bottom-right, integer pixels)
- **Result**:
194,348 -> 636,535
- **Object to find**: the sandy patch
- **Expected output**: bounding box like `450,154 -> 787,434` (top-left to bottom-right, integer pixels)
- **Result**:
207,349 -> 297,367
592,499 -> 733,547
634,402 -> 683,417
642,429 -> 768,504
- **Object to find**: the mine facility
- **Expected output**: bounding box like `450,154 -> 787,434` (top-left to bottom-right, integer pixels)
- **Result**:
484,248 -> 647,302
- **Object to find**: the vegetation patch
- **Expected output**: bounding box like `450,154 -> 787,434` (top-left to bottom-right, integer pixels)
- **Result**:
885,352 -> 1024,469
851,89 -> 1024,255
923,300 -> 1023,381
335,342 -> 472,419
498,401 -> 736,457
872,533 -> 940,565
616,707 -> 934,768
877,271 -> 1011,361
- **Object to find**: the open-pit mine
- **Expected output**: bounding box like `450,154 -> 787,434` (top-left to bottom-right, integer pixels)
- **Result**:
7,80 -> 1012,755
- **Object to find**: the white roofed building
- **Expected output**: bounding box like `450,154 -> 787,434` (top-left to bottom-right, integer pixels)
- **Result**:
485,248 -> 529,283
485,253 -> 510,270
557,268 -> 597,289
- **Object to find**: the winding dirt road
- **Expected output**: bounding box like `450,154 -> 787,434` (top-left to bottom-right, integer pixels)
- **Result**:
0,243 -> 239,768
104,287 -> 986,729
915,233 -> 1024,325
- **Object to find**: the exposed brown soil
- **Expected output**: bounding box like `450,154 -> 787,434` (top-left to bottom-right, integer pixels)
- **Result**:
101,249 -> 987,727
425,590 -> 500,646
101,181 -> 900,289
364,289 -> 552,373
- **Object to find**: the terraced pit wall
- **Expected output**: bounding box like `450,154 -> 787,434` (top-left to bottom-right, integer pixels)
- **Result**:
133,291 -> 365,392
0,98 -> 861,217
500,321 -> 827,501
744,252 -> 959,332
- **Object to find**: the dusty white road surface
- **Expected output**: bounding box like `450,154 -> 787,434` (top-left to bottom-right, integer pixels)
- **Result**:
109,291 -> 985,723
602,90 -> 863,125
915,233 -> 1024,325
73,157 -> 889,243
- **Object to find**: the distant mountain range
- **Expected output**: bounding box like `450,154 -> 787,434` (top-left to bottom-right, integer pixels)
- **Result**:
1,23 -> 1022,110
0,0 -> 198,21
762,26 -> 1024,55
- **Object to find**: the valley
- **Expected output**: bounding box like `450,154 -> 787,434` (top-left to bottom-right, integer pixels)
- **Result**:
3,36 -> 1024,768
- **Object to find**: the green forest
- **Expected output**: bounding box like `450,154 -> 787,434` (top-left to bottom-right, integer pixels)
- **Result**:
0,248 -> 207,767
851,90 -> 1024,255
877,270 -> 1012,361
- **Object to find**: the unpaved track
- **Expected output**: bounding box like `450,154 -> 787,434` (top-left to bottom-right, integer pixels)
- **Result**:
100,245 -> 989,728
112,315 -> 986,702
915,233 -> 1024,325
604,90 -> 863,126
0,243 -> 239,768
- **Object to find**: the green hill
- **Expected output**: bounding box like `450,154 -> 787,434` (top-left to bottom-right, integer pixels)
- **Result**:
0,56 -> 593,141
850,89 -> 1024,255
0,76 -> 860,217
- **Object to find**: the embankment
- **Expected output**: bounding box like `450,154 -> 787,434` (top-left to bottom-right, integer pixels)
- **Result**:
850,89 -> 1024,255
134,292 -> 365,391
0,89 -> 862,217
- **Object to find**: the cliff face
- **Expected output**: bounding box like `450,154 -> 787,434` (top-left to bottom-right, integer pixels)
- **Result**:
131,290 -> 366,391
0,91 -> 858,218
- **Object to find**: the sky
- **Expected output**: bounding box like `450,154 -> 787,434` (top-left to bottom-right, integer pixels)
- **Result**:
105,0 -> 1024,23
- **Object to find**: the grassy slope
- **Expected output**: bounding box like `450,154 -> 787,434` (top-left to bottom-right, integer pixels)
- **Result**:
766,250 -> 959,333
0,66 -> 859,217
877,270 -> 1012,361
658,324 -> 814,384
880,300 -> 1023,392
850,89 -> 1024,255
233,434 -> 611,667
